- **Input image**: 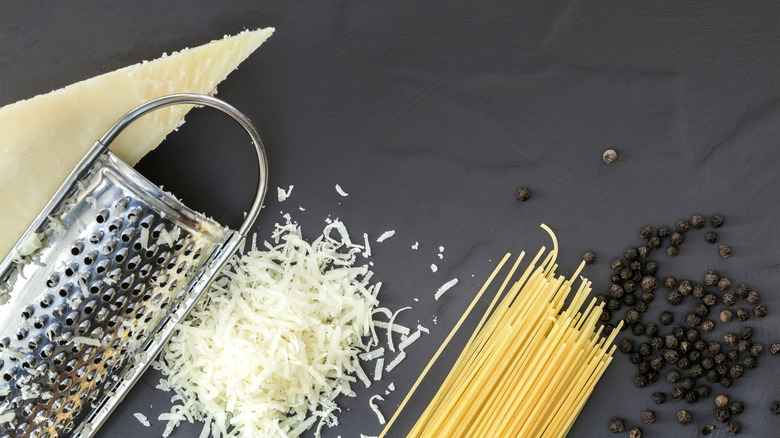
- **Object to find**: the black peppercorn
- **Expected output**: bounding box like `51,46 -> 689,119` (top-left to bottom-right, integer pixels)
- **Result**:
743,356 -> 757,369
624,280 -> 638,294
623,293 -> 637,306
663,349 -> 679,364
690,365 -> 704,378
638,361 -> 651,374
600,310 -> 612,322
745,290 -> 760,305
727,349 -> 740,363
702,357 -> 714,370
581,251 -> 596,265
716,364 -> 728,377
771,341 -> 780,355
609,284 -> 625,299
719,310 -> 733,324
681,376 -> 695,390
667,369 -> 681,383
724,333 -> 737,347
640,276 -> 658,293
692,284 -> 705,299
729,364 -> 744,379
673,325 -> 685,339
688,349 -> 701,363
708,341 -> 722,355
715,394 -> 729,408
640,292 -> 654,304
632,323 -> 645,336
516,188 -> 531,201
647,371 -> 659,384
624,247 -> 639,261
750,343 -> 764,357
706,369 -> 719,383
676,220 -> 690,233
710,214 -> 724,228
663,276 -> 676,290
671,232 -> 684,245
686,314 -> 701,327
715,352 -> 728,365
667,245 -> 679,257
650,354 -> 665,370
658,226 -> 671,238
629,426 -> 642,438
695,303 -> 709,318
726,421 -> 740,435
686,329 -> 699,342
639,226 -> 653,239
677,356 -> 691,369
685,390 -> 699,404
771,400 -> 780,414
704,271 -> 719,286
630,260 -> 642,272
650,336 -> 664,351
701,320 -> 715,332
634,374 -> 648,388
641,410 -> 655,424
697,384 -> 712,398
737,339 -> 751,353
754,304 -> 768,318
694,339 -> 706,351
665,334 -> 679,349
719,377 -> 732,388
688,214 -> 705,229
735,284 -> 749,299
705,232 -> 718,244
740,326 -> 753,340
610,258 -> 623,271
629,352 -> 642,364
620,267 -> 633,280
671,386 -> 685,399
595,294 -> 607,305
612,274 -> 622,284
632,270 -> 642,282
717,278 -> 732,292
644,260 -> 658,275
729,401 -> 744,415
702,424 -> 716,435
677,410 -> 692,425
719,245 -> 732,259
608,417 -> 625,433
667,291 -> 682,306
736,309 -> 749,321
647,236 -> 661,249
652,392 -> 666,404
645,323 -> 658,337
638,343 -> 652,357
607,299 -> 621,312
703,294 -> 718,307
637,246 -> 649,259
715,407 -> 731,422
626,309 -> 641,325
634,301 -> 648,314
659,311 -> 673,325
678,280 -> 692,296
618,338 -> 634,354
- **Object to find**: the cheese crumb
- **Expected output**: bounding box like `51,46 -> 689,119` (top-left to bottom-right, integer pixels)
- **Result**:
411,242 -> 419,250
376,230 -> 395,242
134,412 -> 151,427
434,278 -> 459,300
430,264 -> 438,273
335,184 -> 349,197
277,185 -> 294,202
369,395 -> 386,425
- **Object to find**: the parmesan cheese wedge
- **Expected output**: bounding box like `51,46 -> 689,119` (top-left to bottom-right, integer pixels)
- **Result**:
0,28 -> 274,258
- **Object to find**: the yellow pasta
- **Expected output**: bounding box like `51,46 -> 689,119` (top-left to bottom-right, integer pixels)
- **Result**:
380,224 -> 621,438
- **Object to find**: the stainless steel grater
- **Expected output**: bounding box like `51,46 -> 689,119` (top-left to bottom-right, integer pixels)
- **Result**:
0,94 -> 268,438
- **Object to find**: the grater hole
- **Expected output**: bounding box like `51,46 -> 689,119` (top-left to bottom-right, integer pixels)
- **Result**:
126,207 -> 141,223
131,284 -> 144,297
84,300 -> 96,314
183,243 -> 194,256
33,316 -> 47,329
156,251 -> 170,265
124,304 -> 135,315
52,304 -> 66,318
16,327 -> 28,341
193,248 -> 203,260
96,260 -> 109,274
145,244 -> 158,259
133,241 -> 143,251
15,423 -> 29,436
95,209 -> 110,224
64,312 -> 79,326
112,296 -> 126,311
107,316 -> 118,328
139,264 -> 151,277
108,218 -> 122,233
39,293 -> 54,309
45,324 -> 61,341
152,223 -> 166,240
58,284 -> 71,297
27,336 -> 41,349
52,353 -> 65,367
102,240 -> 117,255
90,281 -> 103,295
140,214 -> 155,229
121,227 -> 136,243
92,353 -> 104,365
64,361 -> 76,373
95,307 -> 109,322
0,337 -> 10,350
89,230 -> 104,245
46,273 -> 60,288
71,240 -> 84,256
83,251 -> 97,265
115,250 -> 127,263
21,305 -> 35,319
22,355 -> 36,369
40,344 -> 54,359
160,298 -> 170,310
127,255 -> 141,271
77,320 -> 90,335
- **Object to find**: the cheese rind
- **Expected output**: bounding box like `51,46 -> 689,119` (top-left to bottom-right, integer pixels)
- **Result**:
0,28 -> 274,258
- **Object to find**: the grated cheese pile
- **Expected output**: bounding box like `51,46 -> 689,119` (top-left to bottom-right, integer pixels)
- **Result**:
156,218 -> 386,437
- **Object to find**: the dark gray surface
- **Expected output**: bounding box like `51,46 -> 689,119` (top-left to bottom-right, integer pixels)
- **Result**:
3,1 -> 780,437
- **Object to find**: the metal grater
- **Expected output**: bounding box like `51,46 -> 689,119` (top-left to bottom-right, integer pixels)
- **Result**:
0,94 -> 268,437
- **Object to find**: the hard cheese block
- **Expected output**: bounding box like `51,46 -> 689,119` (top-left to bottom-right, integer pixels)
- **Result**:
0,28 -> 273,258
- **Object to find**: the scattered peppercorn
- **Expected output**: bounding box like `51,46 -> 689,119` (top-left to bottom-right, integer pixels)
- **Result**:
701,424 -> 716,435
608,417 -> 625,433
727,350 -> 740,363
740,326 -> 753,340
624,247 -> 639,261
637,246 -> 649,259
704,271 -> 719,286
516,187 -> 531,201
722,293 -> 736,306
729,401 -> 744,415
671,232 -> 684,245
708,342 -> 722,355
676,220 -> 690,233
647,236 -> 661,249
692,284 -> 705,299
667,290 -> 682,306
750,343 -> 764,357
686,313 -> 701,327
715,407 -> 731,422
697,384 -> 712,398
634,374 -> 648,388
743,356 -> 757,369
719,377 -> 732,388
719,245 -> 732,259
724,333 -> 737,347
695,303 -> 709,318
717,278 -> 732,292
629,426 -> 642,438
745,290 -> 760,305
677,410 -> 692,425
610,258 -> 623,271
603,149 -> 618,164
663,276 -> 676,290
632,323 -> 646,336
685,390 -> 699,404
639,226 -> 653,239
666,246 -> 679,257
715,394 -> 729,408
726,421 -> 740,435
710,214 -> 724,228
581,251 -> 596,265
667,369 -> 681,384
645,323 -> 658,337
720,309 -> 733,323
703,293 -> 718,307
705,231 -> 718,244
671,386 -> 685,400
754,304 -> 768,318
641,410 -> 655,424
737,339 -> 751,353
729,364 -> 744,379
736,308 -> 749,321
735,284 -> 749,299
659,311 -> 673,325
640,292 -> 654,304
689,214 -> 705,229
626,309 -> 641,325
771,401 -> 780,415
770,341 -> 780,355
640,276 -> 658,293
652,392 -> 666,404
701,320 -> 715,332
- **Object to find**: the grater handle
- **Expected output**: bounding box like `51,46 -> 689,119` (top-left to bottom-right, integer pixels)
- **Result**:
97,93 -> 268,237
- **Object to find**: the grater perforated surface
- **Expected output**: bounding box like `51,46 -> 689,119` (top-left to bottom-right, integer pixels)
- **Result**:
0,94 -> 268,438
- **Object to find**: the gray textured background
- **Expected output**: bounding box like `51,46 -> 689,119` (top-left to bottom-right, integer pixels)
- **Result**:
2,1 -> 780,437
